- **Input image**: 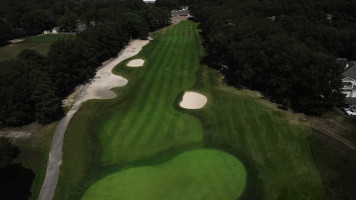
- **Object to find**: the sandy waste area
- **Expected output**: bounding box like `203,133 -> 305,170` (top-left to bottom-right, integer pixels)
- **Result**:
127,59 -> 145,67
70,38 -> 151,103
180,92 -> 207,109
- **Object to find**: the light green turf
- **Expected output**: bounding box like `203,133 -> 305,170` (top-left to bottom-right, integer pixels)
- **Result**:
82,149 -> 246,200
54,21 -> 325,200
0,34 -> 74,61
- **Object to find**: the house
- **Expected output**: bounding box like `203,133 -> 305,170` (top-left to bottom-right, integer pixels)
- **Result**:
171,10 -> 189,18
339,59 -> 356,98
51,27 -> 60,34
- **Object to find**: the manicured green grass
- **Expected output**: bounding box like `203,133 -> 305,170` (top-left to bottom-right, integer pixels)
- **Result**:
82,149 -> 246,200
190,69 -> 325,199
54,21 -> 325,200
13,122 -> 57,200
0,34 -> 74,61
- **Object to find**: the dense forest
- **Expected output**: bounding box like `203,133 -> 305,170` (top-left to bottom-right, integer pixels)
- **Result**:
0,0 -> 171,126
188,0 -> 356,115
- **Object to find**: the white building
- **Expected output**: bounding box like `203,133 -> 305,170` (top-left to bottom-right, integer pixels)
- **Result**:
338,59 -> 356,98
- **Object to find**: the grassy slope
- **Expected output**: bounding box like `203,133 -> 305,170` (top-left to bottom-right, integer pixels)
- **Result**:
190,67 -> 325,199
309,114 -> 356,200
54,21 -> 324,200
13,122 -> 57,200
0,34 -> 74,61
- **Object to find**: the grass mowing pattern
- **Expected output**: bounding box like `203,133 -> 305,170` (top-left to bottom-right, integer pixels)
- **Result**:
100,22 -> 204,164
83,149 -> 246,200
0,34 -> 74,61
192,77 -> 325,199
54,21 -> 324,200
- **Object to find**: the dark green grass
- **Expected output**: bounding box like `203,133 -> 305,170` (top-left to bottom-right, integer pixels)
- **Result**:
187,67 -> 325,199
82,149 -> 246,200
0,34 -> 74,61
309,115 -> 356,200
54,21 -> 325,200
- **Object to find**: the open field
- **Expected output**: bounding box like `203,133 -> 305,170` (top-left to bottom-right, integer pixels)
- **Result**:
54,21 -> 325,200
0,34 -> 74,61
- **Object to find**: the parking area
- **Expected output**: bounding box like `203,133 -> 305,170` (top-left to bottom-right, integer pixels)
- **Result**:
337,101 -> 356,116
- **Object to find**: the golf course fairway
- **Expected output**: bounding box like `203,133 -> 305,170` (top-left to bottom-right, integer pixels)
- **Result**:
82,149 -> 246,200
54,20 -> 325,200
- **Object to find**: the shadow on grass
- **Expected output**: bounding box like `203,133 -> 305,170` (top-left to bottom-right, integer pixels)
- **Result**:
0,164 -> 35,199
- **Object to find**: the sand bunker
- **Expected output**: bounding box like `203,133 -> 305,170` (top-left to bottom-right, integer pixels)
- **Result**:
180,92 -> 207,109
80,39 -> 151,102
127,59 -> 145,67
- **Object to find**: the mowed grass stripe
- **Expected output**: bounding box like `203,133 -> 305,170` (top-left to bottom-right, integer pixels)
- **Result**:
119,34 -> 182,150
144,37 -> 195,148
101,22 -> 204,164
114,34 -> 178,136
110,36 -> 172,139
200,81 -> 324,199
127,25 -> 201,157
126,39 -> 181,151
101,35 -> 174,153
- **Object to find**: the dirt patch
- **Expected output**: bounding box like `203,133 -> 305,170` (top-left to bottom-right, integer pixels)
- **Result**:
9,39 -> 24,43
0,131 -> 31,139
127,59 -> 145,67
180,92 -> 207,109
0,123 -> 44,141
62,85 -> 84,111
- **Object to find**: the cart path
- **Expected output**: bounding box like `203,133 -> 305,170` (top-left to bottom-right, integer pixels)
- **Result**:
38,38 -> 151,200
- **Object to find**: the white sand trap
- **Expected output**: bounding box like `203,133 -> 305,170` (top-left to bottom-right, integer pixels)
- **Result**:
180,92 -> 207,109
127,59 -> 145,67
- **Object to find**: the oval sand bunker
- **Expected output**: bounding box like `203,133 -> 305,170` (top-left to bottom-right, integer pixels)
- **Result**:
127,59 -> 145,67
180,92 -> 207,109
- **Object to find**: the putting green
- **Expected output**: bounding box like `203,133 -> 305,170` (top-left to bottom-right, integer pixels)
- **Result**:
82,149 -> 246,200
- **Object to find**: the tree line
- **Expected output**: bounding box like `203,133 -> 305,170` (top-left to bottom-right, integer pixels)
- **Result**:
188,0 -> 356,115
0,0 -> 171,46
0,0 -> 171,126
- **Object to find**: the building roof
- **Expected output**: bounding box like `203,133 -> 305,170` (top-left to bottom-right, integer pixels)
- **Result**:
337,58 -> 348,68
342,63 -> 356,79
171,10 -> 189,17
